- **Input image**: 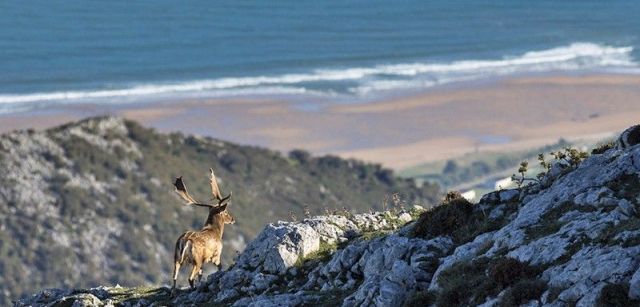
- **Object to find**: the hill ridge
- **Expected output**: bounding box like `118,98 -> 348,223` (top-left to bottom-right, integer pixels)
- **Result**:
14,124 -> 640,306
0,116 -> 438,305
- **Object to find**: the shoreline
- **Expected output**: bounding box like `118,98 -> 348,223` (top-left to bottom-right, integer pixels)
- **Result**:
2,72 -> 639,170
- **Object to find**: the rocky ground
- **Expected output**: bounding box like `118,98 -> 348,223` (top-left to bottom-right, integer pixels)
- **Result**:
14,125 -> 640,306
0,116 -> 437,305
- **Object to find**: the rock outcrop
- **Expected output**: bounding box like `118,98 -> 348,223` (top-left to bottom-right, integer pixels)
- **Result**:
14,124 -> 640,306
0,116 -> 438,306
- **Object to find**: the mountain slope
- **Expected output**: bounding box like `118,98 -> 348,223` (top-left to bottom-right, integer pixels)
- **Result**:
0,116 -> 439,305
15,124 -> 640,307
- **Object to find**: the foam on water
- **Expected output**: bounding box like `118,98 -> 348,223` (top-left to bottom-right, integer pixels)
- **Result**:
0,42 -> 636,111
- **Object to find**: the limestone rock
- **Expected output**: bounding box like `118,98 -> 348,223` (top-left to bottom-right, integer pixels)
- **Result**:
617,124 -> 640,149
15,124 -> 640,307
629,267 -> 640,299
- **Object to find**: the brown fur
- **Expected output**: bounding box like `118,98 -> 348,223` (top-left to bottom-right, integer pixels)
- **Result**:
171,169 -> 235,291
173,207 -> 234,289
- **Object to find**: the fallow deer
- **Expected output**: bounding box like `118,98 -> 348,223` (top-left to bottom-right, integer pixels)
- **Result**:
171,168 -> 235,292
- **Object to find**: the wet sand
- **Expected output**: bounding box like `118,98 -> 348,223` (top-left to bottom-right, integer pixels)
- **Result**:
2,73 -> 639,170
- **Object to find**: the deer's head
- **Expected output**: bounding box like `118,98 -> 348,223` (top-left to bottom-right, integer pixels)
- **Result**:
209,195 -> 235,225
173,168 -> 235,225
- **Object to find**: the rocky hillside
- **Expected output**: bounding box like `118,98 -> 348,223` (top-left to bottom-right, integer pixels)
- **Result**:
0,117 -> 439,306
16,124 -> 640,306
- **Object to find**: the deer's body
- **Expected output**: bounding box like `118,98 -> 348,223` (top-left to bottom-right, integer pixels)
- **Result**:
171,169 -> 234,292
175,228 -> 223,268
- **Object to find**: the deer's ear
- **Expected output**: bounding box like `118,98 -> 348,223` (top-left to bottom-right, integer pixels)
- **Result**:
218,192 -> 232,206
216,203 -> 228,213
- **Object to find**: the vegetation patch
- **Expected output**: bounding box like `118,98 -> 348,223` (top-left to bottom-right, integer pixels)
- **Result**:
512,147 -> 589,189
295,240 -> 339,268
524,221 -> 564,242
606,173 -> 640,203
591,141 -> 616,155
488,258 -> 540,287
498,279 -> 547,307
596,283 -> 640,307
435,257 -> 494,306
594,217 -> 640,247
412,192 -> 512,244
359,230 -> 391,241
412,191 -> 473,240
404,290 -> 436,307
545,236 -> 591,269
434,257 -> 543,306
545,286 -> 563,304
476,239 -> 494,256
49,287 -> 175,307
314,288 -> 358,307
524,201 -> 578,242
103,286 -> 173,305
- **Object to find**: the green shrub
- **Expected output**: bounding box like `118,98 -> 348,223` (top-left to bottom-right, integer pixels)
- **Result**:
591,141 -> 616,155
596,283 -> 639,307
606,173 -> 640,201
412,191 -> 473,240
499,279 -> 547,307
404,291 -> 436,307
489,258 -> 540,287
412,191 -> 511,244
289,149 -> 311,164
436,257 -> 495,306
436,257 -> 542,306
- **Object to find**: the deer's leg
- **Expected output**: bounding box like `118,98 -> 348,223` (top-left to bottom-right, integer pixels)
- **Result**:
214,254 -> 221,269
197,269 -> 203,283
188,262 -> 201,289
172,261 -> 181,290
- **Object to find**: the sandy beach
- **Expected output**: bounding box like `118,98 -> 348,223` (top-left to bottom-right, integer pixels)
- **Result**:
2,73 -> 639,170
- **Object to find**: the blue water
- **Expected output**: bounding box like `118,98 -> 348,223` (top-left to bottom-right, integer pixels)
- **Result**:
1,1 -> 639,112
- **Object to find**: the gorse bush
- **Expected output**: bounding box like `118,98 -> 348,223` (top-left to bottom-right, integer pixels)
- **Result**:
412,191 -> 513,244
411,191 -> 473,241
512,146 -> 589,188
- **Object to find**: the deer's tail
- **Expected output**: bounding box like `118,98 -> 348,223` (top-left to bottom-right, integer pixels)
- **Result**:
174,239 -> 192,264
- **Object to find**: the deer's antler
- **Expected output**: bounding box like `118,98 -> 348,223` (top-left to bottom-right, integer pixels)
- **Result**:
209,168 -> 223,201
173,176 -> 214,208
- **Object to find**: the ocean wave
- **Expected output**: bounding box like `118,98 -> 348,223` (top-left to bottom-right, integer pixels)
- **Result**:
0,42 -> 636,108
349,43 -> 636,94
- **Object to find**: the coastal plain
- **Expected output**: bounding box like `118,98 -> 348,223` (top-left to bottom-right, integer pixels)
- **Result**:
2,73 -> 639,170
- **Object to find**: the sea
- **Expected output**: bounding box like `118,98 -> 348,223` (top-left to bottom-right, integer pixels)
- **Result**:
1,1 -> 639,113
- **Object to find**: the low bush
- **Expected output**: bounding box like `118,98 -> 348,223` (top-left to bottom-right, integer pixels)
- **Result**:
412,191 -> 473,240
404,291 -> 436,307
591,141 -> 616,155
498,279 -> 547,307
489,257 -> 540,287
436,257 -> 495,306
596,283 -> 640,307
412,191 -> 510,243
435,257 -> 543,306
